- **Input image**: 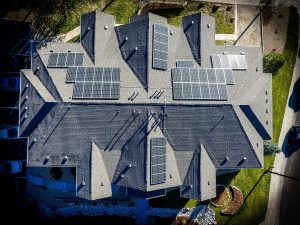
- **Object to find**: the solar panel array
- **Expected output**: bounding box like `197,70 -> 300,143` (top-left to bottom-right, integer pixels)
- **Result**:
211,54 -> 248,70
176,61 -> 194,68
152,23 -> 169,70
47,53 -> 84,67
67,67 -> 120,99
171,68 -> 230,100
150,138 -> 167,185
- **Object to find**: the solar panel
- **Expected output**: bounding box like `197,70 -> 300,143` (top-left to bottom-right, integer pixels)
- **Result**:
211,54 -> 247,70
218,84 -> 228,100
150,138 -> 167,185
47,53 -> 58,67
176,61 -> 194,68
224,69 -> 234,85
211,54 -> 221,68
66,67 -> 78,82
69,67 -> 121,99
152,23 -> 169,70
47,53 -> 84,67
171,68 -> 229,100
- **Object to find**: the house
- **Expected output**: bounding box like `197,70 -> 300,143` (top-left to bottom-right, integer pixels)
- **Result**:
19,10 -> 272,202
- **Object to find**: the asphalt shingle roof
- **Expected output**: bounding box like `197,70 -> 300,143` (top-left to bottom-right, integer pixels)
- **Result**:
20,10 -> 272,201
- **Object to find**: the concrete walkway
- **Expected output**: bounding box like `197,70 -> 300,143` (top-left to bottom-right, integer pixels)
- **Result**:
260,9 -> 300,225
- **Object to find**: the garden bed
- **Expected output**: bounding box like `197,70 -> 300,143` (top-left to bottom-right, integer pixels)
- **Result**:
221,186 -> 244,215
210,185 -> 230,207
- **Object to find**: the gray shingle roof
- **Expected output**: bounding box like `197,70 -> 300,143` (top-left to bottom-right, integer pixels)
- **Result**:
81,11 -> 96,63
20,10 -> 272,201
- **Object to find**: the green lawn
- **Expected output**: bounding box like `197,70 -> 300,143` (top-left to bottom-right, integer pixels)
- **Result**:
103,0 -> 140,24
150,2 -> 234,34
272,7 -> 299,143
31,0 -> 139,36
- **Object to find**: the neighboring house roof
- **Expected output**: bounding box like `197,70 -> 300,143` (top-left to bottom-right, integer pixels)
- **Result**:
20,10 -> 272,201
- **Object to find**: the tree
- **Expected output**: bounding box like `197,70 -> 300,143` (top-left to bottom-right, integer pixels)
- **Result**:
264,140 -> 281,155
263,52 -> 285,75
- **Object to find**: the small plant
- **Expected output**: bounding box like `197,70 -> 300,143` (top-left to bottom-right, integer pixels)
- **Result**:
50,167 -> 63,180
263,52 -> 285,75
264,140 -> 281,155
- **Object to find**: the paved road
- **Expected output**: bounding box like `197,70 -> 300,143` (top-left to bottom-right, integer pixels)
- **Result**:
279,122 -> 300,224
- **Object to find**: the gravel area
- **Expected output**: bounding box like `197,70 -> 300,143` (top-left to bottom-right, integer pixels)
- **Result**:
262,6 -> 289,53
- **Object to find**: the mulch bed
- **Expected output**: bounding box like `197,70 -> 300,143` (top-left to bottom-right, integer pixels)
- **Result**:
221,185 -> 244,215
210,184 -> 230,207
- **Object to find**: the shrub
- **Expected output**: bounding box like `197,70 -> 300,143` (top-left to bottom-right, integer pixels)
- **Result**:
264,140 -> 281,155
50,167 -> 63,180
263,52 -> 285,75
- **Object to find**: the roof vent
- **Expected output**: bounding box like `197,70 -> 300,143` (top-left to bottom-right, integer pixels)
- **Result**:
81,181 -> 86,186
125,37 -> 128,41
128,164 -> 132,168
243,157 -> 247,161
101,182 -> 104,186
25,96 -> 29,100
120,174 -> 124,178
62,156 -> 68,164
189,185 -> 193,189
170,174 -> 172,179
87,26 -> 91,31
170,30 -> 173,35
104,25 -> 108,30
225,156 -> 229,161
24,114 -> 28,119
25,84 -> 29,88
24,106 -> 28,110
134,46 -> 138,51
240,52 -> 245,55
33,138 -> 37,142
191,21 -> 194,25
208,181 -> 210,185
44,156 -> 50,164
68,50 -> 71,53
207,24 -> 211,28
50,50 -> 53,52
223,52 -> 227,54
256,67 -> 259,72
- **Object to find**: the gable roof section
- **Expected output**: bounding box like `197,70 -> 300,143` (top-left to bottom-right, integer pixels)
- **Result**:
31,52 -> 62,101
161,105 -> 261,168
90,142 -> 112,200
81,11 -> 96,63
19,70 -> 55,136
182,14 -> 201,64
115,16 -> 149,89
180,144 -> 216,201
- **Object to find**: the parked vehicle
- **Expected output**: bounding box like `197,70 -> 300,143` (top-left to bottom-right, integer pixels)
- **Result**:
289,125 -> 300,143
0,161 -> 22,174
0,77 -> 19,90
0,126 -> 18,139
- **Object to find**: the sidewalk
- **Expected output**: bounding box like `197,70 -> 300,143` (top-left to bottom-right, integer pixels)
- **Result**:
260,10 -> 300,225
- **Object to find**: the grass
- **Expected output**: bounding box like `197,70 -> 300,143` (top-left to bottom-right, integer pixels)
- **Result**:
150,2 -> 234,34
31,0 -> 139,36
31,0 -> 233,36
67,34 -> 80,43
103,0 -> 140,24
272,6 -> 299,143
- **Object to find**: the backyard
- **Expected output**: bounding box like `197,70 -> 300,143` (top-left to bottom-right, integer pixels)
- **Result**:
29,0 -> 234,37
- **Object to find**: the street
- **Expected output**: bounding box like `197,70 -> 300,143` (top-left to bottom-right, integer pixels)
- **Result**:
279,121 -> 300,224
